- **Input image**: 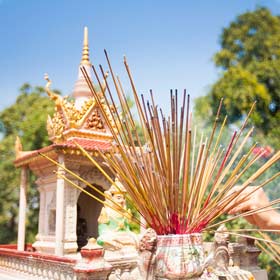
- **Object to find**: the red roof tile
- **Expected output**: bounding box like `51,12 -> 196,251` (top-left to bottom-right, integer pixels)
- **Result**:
14,138 -> 112,166
56,138 -> 112,151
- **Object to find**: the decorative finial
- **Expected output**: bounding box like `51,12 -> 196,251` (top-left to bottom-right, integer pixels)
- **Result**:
44,73 -> 63,108
15,136 -> 23,158
44,73 -> 51,93
81,26 -> 91,66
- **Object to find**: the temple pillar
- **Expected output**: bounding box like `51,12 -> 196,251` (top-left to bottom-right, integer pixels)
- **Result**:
63,181 -> 79,254
55,154 -> 65,256
17,166 -> 28,251
37,184 -> 46,237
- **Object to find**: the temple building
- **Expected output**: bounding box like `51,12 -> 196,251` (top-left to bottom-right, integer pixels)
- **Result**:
14,27 -> 114,256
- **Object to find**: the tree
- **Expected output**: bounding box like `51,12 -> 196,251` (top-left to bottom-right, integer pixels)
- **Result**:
194,7 -> 280,278
195,6 -> 280,197
195,7 -> 280,149
0,84 -> 56,243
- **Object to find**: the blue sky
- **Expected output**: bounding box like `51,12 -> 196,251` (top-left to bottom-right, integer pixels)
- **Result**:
0,0 -> 280,112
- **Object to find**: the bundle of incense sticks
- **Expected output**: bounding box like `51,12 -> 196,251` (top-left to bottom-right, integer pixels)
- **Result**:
42,50 -> 279,238
68,50 -> 279,236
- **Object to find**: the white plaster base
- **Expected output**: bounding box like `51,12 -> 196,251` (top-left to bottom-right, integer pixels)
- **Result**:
33,235 -> 78,255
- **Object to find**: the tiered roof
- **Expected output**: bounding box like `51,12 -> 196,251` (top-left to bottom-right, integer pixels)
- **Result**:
15,27 -> 114,168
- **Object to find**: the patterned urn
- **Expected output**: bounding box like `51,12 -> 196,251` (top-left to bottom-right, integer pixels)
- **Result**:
154,233 -> 205,279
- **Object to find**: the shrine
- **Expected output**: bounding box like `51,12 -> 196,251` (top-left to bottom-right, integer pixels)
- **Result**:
14,26 -> 115,256
0,27 -> 270,280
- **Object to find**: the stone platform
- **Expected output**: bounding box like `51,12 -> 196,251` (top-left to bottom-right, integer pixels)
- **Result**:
0,240 -> 268,280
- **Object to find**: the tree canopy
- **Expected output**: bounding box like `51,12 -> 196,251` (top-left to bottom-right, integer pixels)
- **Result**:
0,84 -> 56,243
194,8 -> 280,278
195,7 -> 280,149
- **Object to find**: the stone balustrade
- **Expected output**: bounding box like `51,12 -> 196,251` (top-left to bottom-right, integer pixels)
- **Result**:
0,247 -> 76,280
0,237 -> 268,280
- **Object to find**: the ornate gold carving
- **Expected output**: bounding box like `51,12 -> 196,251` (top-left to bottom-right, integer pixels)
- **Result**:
44,74 -> 64,109
14,136 -> 33,160
47,112 -> 66,140
63,99 -> 82,127
86,108 -> 105,130
45,73 -> 117,142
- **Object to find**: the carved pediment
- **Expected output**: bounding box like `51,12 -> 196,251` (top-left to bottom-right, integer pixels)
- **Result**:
45,75 -> 117,143
84,108 -> 105,131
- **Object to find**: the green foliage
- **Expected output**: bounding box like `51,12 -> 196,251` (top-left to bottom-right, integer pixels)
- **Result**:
194,7 -> 280,277
0,84 -> 56,243
210,66 -> 270,125
258,236 -> 280,280
126,197 -> 140,233
194,103 -> 280,277
214,8 -> 280,68
196,7 -> 280,149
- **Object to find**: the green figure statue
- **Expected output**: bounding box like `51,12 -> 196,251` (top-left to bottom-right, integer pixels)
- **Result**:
97,179 -> 138,250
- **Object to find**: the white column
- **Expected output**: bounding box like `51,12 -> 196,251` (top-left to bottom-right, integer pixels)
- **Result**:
17,166 -> 28,251
37,185 -> 45,236
55,154 -> 65,256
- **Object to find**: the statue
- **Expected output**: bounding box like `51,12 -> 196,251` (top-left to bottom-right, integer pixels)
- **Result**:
97,179 -> 138,251
96,179 -> 159,278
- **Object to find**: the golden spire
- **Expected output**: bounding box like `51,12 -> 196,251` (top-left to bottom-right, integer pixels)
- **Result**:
81,26 -> 91,66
